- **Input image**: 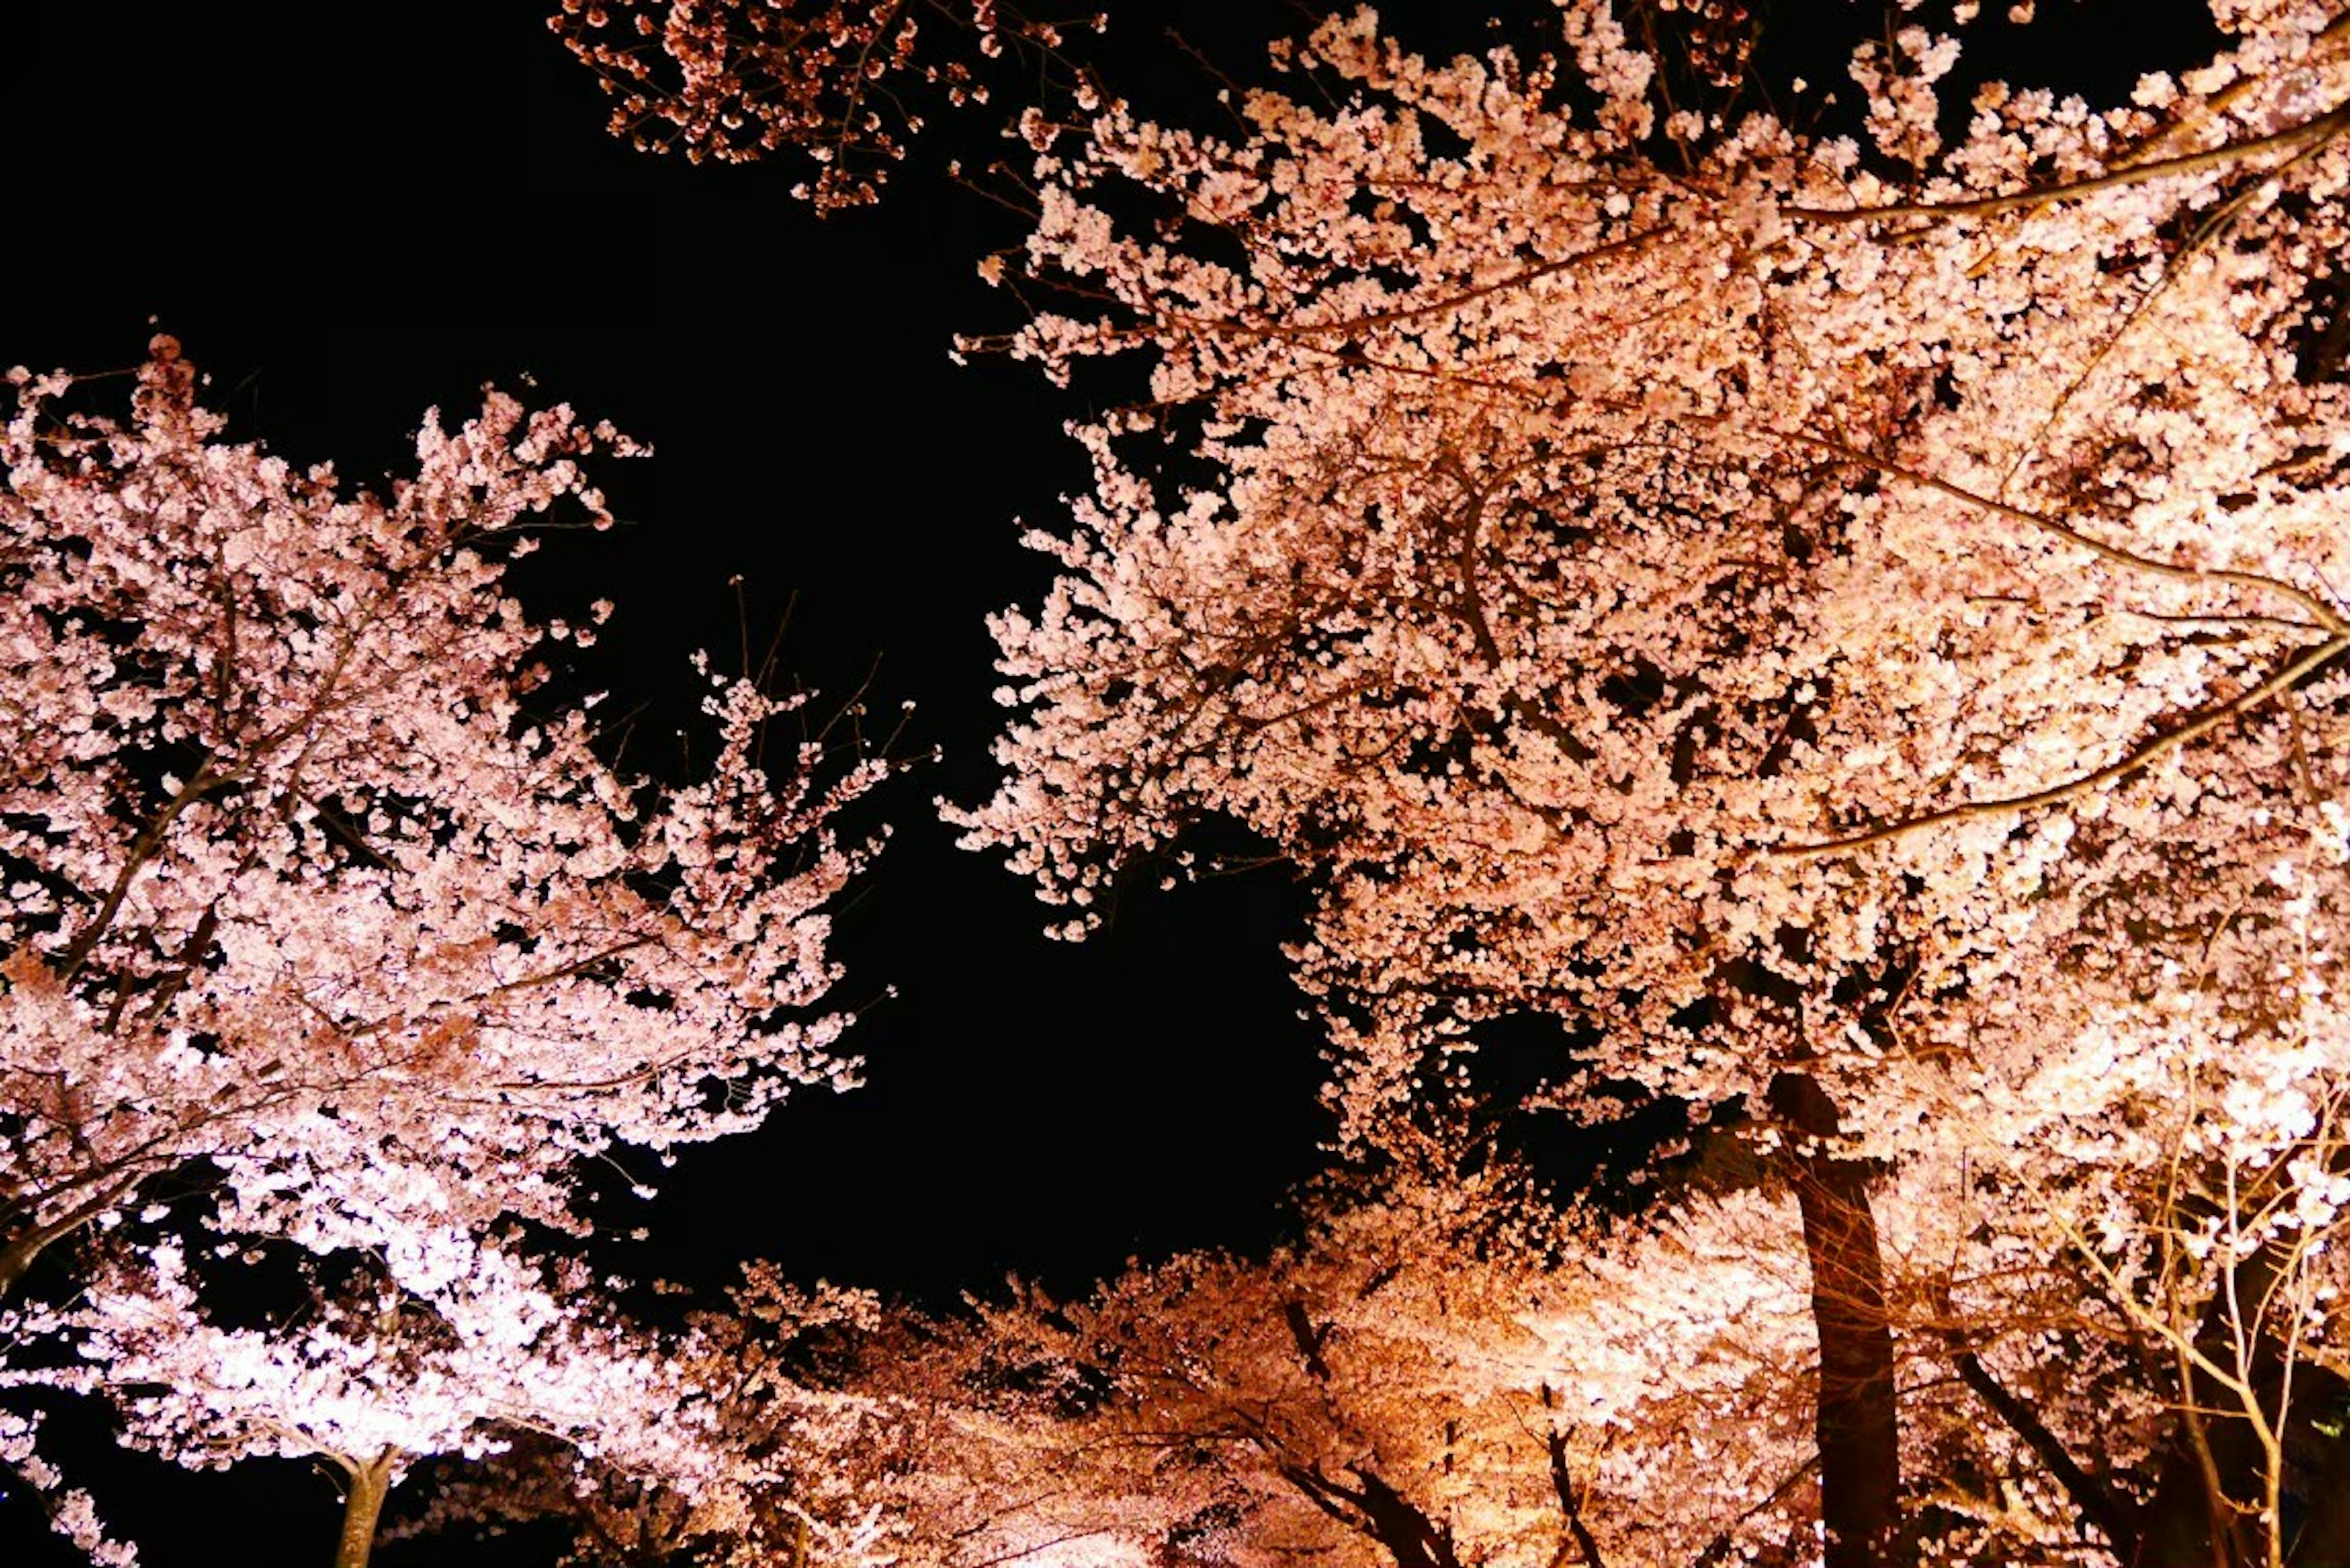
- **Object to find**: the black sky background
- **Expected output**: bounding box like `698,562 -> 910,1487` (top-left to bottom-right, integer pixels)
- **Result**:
1,0 -> 2229,1561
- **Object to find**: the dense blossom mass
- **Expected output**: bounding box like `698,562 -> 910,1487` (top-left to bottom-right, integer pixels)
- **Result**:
952,1 -> 2350,1563
0,344 -> 884,1562
879,1167 -> 1823,1568
12,2 -> 2350,1566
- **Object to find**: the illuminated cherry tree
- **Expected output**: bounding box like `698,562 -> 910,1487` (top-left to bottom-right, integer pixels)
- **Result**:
548,0 -> 1093,210
387,1261 -> 906,1568
955,2 -> 2350,1561
15,1241 -> 690,1568
1,340 -> 880,1285
889,1153 -> 2215,1568
0,341 -> 886,1558
893,1169 -> 1804,1568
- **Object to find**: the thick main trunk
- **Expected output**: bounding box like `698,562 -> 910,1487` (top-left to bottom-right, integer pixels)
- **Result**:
1275,1305 -> 1462,1568
332,1450 -> 398,1568
1769,1072 -> 1901,1568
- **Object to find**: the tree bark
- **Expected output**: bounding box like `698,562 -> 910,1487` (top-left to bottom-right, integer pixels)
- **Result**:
1545,1426 -> 1608,1568
1769,1072 -> 1901,1568
1352,1468 -> 1463,1568
1950,1345 -> 2137,1559
0,1236 -> 37,1299
1274,1301 -> 1461,1568
332,1450 -> 398,1568
1276,1461 -> 1463,1568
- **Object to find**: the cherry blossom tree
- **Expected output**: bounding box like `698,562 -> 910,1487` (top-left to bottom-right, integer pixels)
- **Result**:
0,1409 -> 131,1567
11,1239 -> 720,1568
389,1261 -> 907,1568
886,1152 -> 2209,1568
548,0 -> 1093,211
883,1168 -> 1610,1568
952,2 -> 2350,1561
3,1238 -> 920,1568
1,338 -> 880,1288
0,340 -> 887,1558
856,1088 -> 2343,1567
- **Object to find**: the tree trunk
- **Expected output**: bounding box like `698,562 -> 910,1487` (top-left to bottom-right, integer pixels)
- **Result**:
332,1450 -> 398,1568
1769,1072 -> 1901,1568
1275,1460 -> 1463,1568
0,1235 -> 37,1299
1352,1468 -> 1463,1568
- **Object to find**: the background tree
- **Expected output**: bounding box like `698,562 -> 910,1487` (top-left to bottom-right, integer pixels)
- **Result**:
883,1167 -> 1606,1568
548,0 -> 1091,211
390,1262 -> 906,1568
854,1084 -> 2346,1568
0,342 -> 887,1560
7,1239 -> 768,1568
879,1151 -> 2188,1568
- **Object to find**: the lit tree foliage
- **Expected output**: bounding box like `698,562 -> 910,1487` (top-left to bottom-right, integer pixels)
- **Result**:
17,1 -> 2350,1564
11,1241 -> 755,1568
391,1263 -> 906,1568
959,0 -> 2350,1129
0,340 -> 879,1289
953,2 -> 2350,1562
888,1168 -> 1807,1568
0,342 -> 886,1560
890,1155 -> 2205,1568
548,0 -> 1087,210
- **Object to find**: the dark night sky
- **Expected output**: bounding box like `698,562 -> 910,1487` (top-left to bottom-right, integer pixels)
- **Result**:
1,1 -> 2228,1561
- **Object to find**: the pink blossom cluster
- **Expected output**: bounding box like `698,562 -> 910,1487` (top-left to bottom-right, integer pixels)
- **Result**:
0,343 -> 886,1555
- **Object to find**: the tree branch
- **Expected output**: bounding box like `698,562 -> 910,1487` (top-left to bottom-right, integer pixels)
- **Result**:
1783,428 -> 2346,631
1786,99 -> 2350,225
1544,1427 -> 1610,1568
1948,1342 -> 2139,1558
1778,631 -> 2348,857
